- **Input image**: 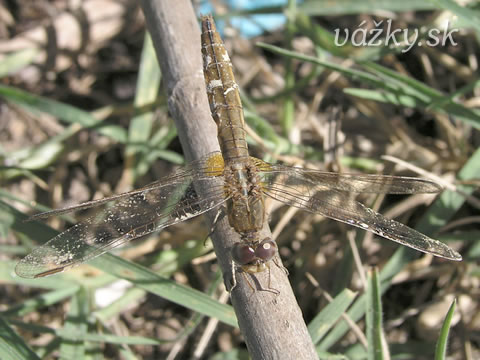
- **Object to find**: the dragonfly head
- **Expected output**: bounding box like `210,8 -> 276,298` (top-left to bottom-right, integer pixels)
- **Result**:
231,238 -> 277,272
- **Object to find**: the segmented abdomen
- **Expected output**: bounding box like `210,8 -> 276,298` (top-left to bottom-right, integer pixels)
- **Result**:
201,15 -> 249,163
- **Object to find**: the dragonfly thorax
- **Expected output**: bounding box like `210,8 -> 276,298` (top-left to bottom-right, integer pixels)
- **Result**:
224,160 -> 266,235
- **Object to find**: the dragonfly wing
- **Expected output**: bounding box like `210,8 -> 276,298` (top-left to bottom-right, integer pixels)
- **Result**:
16,153 -> 227,278
263,163 -> 442,194
259,166 -> 461,261
27,152 -> 225,221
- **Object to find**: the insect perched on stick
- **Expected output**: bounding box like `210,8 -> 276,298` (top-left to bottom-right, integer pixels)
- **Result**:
16,15 -> 461,293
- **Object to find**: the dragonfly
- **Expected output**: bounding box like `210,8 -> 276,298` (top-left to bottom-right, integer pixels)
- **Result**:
15,15 -> 461,283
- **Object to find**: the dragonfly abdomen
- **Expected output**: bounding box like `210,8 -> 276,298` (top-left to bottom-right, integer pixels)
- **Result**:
201,15 -> 249,163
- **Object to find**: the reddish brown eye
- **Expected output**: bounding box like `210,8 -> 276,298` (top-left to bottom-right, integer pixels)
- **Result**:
254,239 -> 277,261
232,243 -> 256,265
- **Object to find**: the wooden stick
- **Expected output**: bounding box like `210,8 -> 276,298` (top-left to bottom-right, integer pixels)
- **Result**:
140,1 -> 317,359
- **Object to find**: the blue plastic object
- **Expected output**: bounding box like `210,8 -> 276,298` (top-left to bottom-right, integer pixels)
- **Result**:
199,0 -> 291,38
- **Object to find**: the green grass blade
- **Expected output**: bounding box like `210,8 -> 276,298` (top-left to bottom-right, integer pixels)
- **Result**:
343,88 -> 421,107
257,42 -> 385,89
0,316 -> 40,360
316,352 -> 349,359
308,288 -> 357,345
416,147 -> 480,234
0,48 -> 40,78
125,32 -> 162,180
434,298 -> 457,360
361,62 -> 480,129
59,287 -> 89,360
0,85 -> 127,142
280,1 -> 297,136
9,319 -> 169,347
0,198 -> 58,247
429,0 -> 480,34
59,332 -> 170,345
366,267 -> 387,360
299,0 -> 436,15
89,253 -> 237,328
2,287 -> 80,317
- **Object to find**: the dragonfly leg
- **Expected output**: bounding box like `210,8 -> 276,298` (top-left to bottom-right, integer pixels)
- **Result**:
265,263 -> 280,296
204,206 -> 226,246
226,260 -> 237,292
228,263 -> 274,295
242,272 -> 257,296
226,263 -> 256,294
273,256 -> 289,276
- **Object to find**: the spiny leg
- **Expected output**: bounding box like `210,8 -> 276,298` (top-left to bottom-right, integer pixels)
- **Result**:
227,259 -> 237,292
204,206 -> 226,246
273,256 -> 289,276
265,262 -> 280,296
242,272 -> 257,296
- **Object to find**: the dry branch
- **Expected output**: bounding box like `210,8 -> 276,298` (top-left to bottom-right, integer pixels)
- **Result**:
139,1 -> 318,359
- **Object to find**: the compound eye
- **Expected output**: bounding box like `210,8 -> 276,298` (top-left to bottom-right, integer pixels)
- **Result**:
254,238 -> 277,261
232,243 -> 256,265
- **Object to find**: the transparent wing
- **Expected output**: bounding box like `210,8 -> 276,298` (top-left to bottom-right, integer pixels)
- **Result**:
16,153 -> 228,278
263,163 -> 443,194
257,161 -> 461,261
27,152 -> 226,221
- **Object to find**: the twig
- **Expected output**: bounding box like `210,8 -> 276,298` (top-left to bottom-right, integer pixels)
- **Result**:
139,1 -> 318,359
